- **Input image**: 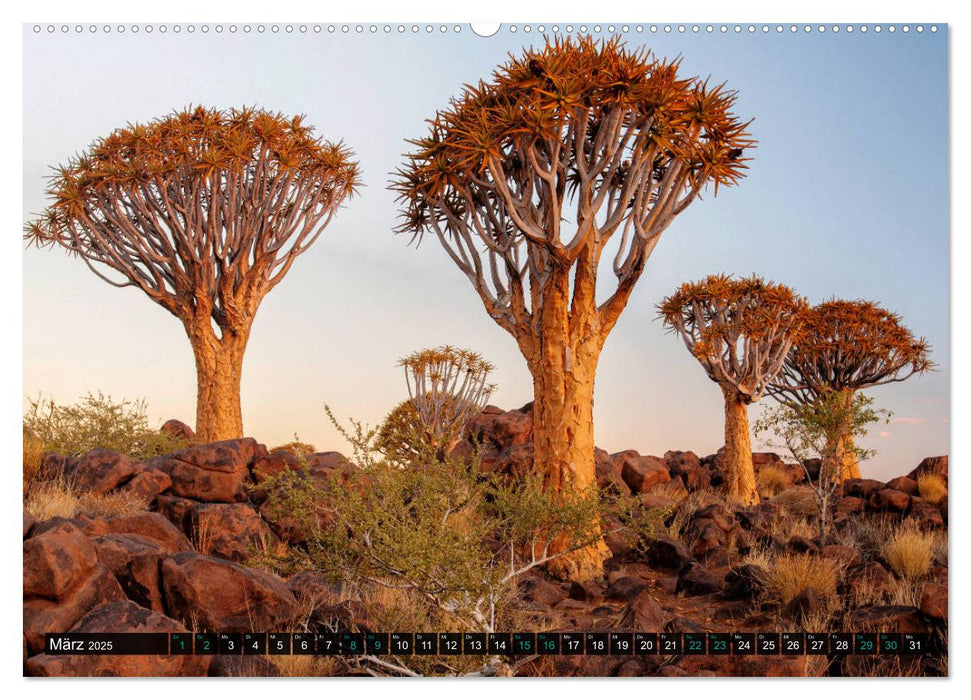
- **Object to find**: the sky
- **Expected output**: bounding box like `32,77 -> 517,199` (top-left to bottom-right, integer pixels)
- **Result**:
21,23 -> 949,481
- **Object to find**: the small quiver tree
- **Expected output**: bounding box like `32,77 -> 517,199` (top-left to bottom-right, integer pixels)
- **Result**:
769,300 -> 932,482
659,274 -> 808,505
25,106 -> 360,442
380,346 -> 495,462
393,36 -> 753,580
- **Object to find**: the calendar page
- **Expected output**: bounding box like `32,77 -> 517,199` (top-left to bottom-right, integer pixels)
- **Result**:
22,20 -> 948,679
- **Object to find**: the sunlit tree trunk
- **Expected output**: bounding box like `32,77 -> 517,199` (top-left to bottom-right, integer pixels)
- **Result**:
721,384 -> 759,505
836,389 -> 861,481
187,317 -> 251,443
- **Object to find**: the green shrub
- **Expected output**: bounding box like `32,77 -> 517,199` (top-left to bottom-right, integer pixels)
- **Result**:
23,392 -> 186,461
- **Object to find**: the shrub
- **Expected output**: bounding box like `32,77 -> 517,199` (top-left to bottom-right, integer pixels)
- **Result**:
270,438 -> 317,462
884,524 -> 935,580
763,554 -> 839,606
917,474 -> 947,506
23,426 -> 46,496
756,466 -> 792,498
770,486 -> 818,521
24,392 -> 186,461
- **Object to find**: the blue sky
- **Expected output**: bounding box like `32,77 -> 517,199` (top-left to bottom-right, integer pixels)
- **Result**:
22,24 -> 949,480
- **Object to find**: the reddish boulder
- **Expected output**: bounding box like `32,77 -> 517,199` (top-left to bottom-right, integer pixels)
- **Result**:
919,582 -> 947,622
838,496 -> 866,514
613,451 -> 670,494
23,521 -> 98,599
781,588 -> 825,624
23,508 -> 36,539
25,601 -> 207,677
148,438 -> 265,503
869,488 -> 911,513
843,478 -> 885,499
644,537 -> 695,569
489,405 -> 533,447
604,576 -> 648,602
489,444 -> 534,479
37,452 -> 79,481
723,564 -> 768,600
847,605 -> 928,634
105,512 -> 192,552
160,419 -> 195,441
70,449 -> 139,496
625,590 -> 667,631
161,552 -> 299,631
910,500 -> 945,528
676,561 -> 723,595
91,533 -> 171,611
664,450 -> 702,477
191,502 -> 276,562
251,450 -> 302,483
116,467 -> 172,503
885,476 -> 919,496
908,456 -> 948,486
23,565 -> 126,654
595,447 -> 628,493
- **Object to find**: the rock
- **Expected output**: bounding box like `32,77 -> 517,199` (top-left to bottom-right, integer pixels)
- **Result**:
676,561 -> 723,595
886,476 -> 919,495
490,444 -> 534,478
713,600 -> 752,622
910,500 -> 945,529
148,438 -> 266,503
781,588 -> 825,624
287,571 -> 346,605
723,564 -> 767,600
518,575 -> 566,607
37,452 -> 79,481
843,562 -> 895,604
638,493 -> 677,510
568,580 -> 600,603
23,565 -> 126,654
252,450 -> 302,483
23,509 -> 36,538
821,544 -> 859,567
161,552 -> 299,631
25,601 -> 207,677
684,468 -> 712,492
489,406 -> 533,447
664,450 -> 702,477
614,451 -> 671,493
303,451 -> 355,484
847,605 -> 928,633
908,456 -> 948,486
869,488 -> 911,513
604,576 -> 648,602
625,590 -> 666,631
697,546 -> 730,568
838,496 -> 866,514
644,537 -> 694,569
105,512 -> 193,552
71,449 -> 139,496
919,582 -> 947,622
161,419 -> 196,441
91,533 -> 172,611
595,448 -> 628,493
116,467 -> 172,504
787,535 -> 819,555
23,521 -> 98,599
156,494 -> 201,534
843,478 -> 885,499
189,502 -> 277,562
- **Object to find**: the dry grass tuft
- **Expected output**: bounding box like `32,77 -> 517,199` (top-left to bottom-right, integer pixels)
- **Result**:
78,491 -> 149,518
757,466 -> 793,498
763,553 -> 840,607
884,523 -> 936,580
25,473 -> 149,521
917,474 -> 947,506
23,429 -> 47,497
770,486 -> 818,521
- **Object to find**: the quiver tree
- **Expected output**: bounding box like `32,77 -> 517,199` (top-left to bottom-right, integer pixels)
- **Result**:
386,346 -> 495,459
659,274 -> 808,505
769,300 -> 933,481
392,36 -> 753,579
26,106 -> 360,442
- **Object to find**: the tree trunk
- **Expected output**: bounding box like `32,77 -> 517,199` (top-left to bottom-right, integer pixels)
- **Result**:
522,266 -> 609,582
187,322 -> 251,443
721,385 -> 759,505
836,389 -> 860,482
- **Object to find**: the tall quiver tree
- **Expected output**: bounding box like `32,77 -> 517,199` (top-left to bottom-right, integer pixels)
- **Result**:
769,300 -> 932,481
659,275 -> 808,505
393,36 -> 753,579
26,106 -> 360,442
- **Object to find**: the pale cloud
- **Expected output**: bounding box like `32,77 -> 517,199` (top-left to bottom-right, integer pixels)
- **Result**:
891,417 -> 926,426
879,431 -> 892,438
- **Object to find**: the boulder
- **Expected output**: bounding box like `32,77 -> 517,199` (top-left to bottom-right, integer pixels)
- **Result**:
23,508 -> 36,539
787,535 -> 819,555
116,468 -> 172,504
148,438 -> 265,503
885,476 -> 919,496
781,588 -> 825,624
644,537 -> 694,569
104,512 -> 193,552
595,448 -> 628,493
843,562 -> 895,604
664,450 -> 703,478
23,521 -> 98,599
846,605 -> 929,634
676,561 -> 723,595
37,452 -> 79,481
723,564 -> 767,600
25,601 -> 206,677
71,449 -> 139,496
91,533 -> 171,611
869,488 -> 911,513
23,565 -> 126,654
624,590 -> 666,631
908,456 -> 948,486
613,451 -> 670,494
518,575 -> 566,607
910,500 -> 945,529
843,478 -> 885,499
490,443 -> 534,479
189,502 -> 277,562
251,450 -> 302,483
604,576 -> 648,602
161,552 -> 299,631
919,581 -> 947,623
160,419 -> 195,441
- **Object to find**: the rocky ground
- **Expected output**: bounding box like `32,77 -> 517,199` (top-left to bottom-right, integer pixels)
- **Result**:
22,405 -> 948,677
